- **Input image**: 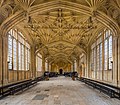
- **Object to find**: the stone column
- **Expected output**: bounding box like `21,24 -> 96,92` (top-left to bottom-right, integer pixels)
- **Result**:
0,36 -> 2,85
72,61 -> 74,72
82,62 -> 85,77
79,57 -> 82,77
47,61 -> 49,71
86,47 -> 91,78
118,36 -> 120,86
76,59 -> 79,73
1,36 -> 8,85
84,55 -> 87,77
4,36 -> 8,84
31,45 -> 36,78
42,56 -> 45,73
71,64 -> 73,72
49,63 -> 51,72
45,60 -> 49,72
73,61 -> 75,71
113,36 -> 119,86
74,60 -> 77,72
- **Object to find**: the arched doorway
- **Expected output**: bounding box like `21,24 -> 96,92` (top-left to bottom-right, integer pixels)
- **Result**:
59,69 -> 63,75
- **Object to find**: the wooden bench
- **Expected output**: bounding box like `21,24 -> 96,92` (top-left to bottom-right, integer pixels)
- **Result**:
64,72 -> 72,77
0,79 -> 37,99
0,85 -> 11,98
0,75 -> 51,99
49,72 -> 58,77
8,80 -> 35,95
35,75 -> 45,82
78,77 -> 120,99
0,79 -> 32,98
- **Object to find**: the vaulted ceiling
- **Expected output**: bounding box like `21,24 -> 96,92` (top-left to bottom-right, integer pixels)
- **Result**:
0,0 -> 120,65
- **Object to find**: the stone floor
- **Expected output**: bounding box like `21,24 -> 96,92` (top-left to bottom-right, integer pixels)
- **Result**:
0,76 -> 120,105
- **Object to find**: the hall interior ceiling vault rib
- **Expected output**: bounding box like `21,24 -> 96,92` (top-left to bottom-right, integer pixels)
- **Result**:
0,0 -> 120,65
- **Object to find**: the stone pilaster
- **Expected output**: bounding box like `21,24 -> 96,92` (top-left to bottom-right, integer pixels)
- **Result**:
72,61 -> 74,72
47,61 -> 49,71
0,36 -> 2,85
118,36 -> 120,85
84,55 -> 87,77
49,63 -> 51,72
42,56 -> 45,73
74,60 -> 77,72
113,36 -> 118,86
86,47 -> 91,78
31,45 -> 36,78
76,59 -> 79,73
71,64 -> 73,72
1,36 -> 8,85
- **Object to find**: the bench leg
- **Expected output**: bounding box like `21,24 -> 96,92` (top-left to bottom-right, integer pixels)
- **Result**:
119,92 -> 120,100
10,89 -> 14,95
109,91 -> 114,98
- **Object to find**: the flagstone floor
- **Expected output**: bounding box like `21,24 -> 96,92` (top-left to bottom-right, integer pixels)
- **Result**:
0,76 -> 120,105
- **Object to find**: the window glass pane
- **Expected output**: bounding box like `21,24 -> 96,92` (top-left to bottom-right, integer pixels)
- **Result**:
90,49 -> 94,70
36,53 -> 42,71
109,36 -> 112,70
104,39 -> 108,70
21,45 -> 24,70
99,43 -> 102,70
105,30 -> 109,38
28,49 -> 30,70
13,30 -> 17,39
13,39 -> 17,70
93,48 -> 96,71
8,29 -> 12,34
8,35 -> 12,69
25,48 -> 27,70
97,45 -> 99,71
18,42 -> 21,70
91,29 -> 112,72
45,61 -> 48,71
8,29 -> 30,71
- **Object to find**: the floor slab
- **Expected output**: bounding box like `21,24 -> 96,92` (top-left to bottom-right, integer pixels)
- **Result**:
0,76 -> 120,105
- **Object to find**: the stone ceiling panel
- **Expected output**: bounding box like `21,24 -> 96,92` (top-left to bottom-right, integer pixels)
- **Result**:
0,0 -> 120,64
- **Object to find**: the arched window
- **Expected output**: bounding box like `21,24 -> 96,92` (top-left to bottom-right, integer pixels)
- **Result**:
91,29 -> 113,71
8,29 -> 30,71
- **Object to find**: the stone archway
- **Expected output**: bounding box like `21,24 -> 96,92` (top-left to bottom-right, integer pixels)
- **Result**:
59,69 -> 63,75
0,0 -> 119,37
0,0 -> 120,83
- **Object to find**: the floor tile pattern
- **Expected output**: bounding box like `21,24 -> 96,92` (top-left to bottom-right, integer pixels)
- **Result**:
0,76 -> 120,105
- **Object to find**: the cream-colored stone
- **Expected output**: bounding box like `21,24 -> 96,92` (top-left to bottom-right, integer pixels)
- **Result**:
0,77 -> 120,105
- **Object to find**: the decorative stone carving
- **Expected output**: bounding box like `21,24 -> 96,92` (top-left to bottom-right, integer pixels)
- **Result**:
52,43 -> 68,50
112,9 -> 119,19
1,0 -> 120,64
